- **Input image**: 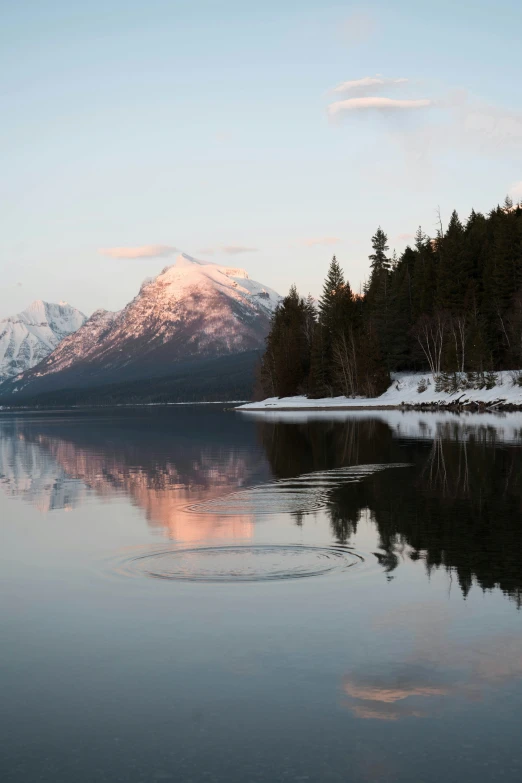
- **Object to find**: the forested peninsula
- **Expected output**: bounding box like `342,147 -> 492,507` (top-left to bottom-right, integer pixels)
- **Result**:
257,198 -> 522,405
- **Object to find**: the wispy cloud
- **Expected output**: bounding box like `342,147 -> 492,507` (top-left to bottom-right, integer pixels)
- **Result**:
332,75 -> 408,94
329,97 -> 432,117
396,233 -> 416,242
198,245 -> 258,256
99,245 -> 178,259
221,245 -> 258,255
302,236 -> 342,247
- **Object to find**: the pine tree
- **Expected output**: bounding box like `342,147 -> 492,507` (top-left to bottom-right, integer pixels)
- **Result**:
365,227 -> 391,367
318,256 -> 346,323
256,197 -> 522,401
368,227 -> 390,275
412,230 -> 436,320
436,209 -> 467,312
259,285 -> 310,398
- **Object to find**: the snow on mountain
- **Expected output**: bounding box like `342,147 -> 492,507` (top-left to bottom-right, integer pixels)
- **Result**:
3,254 -> 281,395
0,300 -> 86,381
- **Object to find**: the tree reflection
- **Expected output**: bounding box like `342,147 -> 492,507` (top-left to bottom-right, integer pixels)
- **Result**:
257,415 -> 522,606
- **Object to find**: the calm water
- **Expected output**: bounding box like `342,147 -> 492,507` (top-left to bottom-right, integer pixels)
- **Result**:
1,406 -> 522,782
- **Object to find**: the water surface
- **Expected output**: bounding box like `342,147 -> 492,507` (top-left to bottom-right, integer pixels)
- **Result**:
1,406 -> 522,782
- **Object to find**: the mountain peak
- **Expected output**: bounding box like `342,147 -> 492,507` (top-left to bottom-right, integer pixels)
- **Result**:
176,252 -> 210,268
0,301 -> 86,381
159,253 -> 250,284
2,259 -> 281,396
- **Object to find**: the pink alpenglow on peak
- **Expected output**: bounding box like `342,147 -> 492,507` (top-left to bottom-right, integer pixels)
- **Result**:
4,254 -> 281,396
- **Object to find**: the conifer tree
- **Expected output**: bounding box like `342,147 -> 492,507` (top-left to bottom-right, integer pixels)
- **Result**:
436,209 -> 466,312
256,196 -> 522,400
368,227 -> 390,275
259,285 -> 310,398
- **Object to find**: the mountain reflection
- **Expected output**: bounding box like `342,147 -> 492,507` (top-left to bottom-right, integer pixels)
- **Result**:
1,408 -> 522,604
0,410 -> 267,543
255,411 -> 522,606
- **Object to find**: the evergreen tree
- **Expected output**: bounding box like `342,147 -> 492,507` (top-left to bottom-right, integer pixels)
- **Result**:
259,285 -> 310,398
436,209 -> 467,311
368,227 -> 390,275
256,196 -> 522,400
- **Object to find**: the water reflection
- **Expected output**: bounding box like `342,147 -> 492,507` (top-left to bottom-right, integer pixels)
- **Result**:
342,602 -> 522,721
1,408 -> 522,603
3,407 -> 522,782
0,411 -> 265,543
255,411 -> 522,606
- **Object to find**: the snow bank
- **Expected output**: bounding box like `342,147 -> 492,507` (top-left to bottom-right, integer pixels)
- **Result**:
239,407 -> 522,443
237,371 -> 522,411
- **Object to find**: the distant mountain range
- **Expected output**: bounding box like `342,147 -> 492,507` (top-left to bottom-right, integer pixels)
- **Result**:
0,300 -> 86,382
0,255 -> 281,405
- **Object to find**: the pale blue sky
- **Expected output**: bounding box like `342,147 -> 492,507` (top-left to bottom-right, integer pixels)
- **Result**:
1,0 -> 521,318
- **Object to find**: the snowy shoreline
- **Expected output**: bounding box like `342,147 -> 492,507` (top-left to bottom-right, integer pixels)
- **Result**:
237,371 -> 522,412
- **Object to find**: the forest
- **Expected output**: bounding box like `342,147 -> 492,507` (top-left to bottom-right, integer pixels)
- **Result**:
258,197 -> 522,399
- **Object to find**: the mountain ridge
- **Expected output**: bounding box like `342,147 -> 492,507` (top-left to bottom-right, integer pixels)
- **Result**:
0,300 -> 86,382
0,254 -> 280,401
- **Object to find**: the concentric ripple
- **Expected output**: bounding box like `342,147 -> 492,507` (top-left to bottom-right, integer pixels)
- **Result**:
185,464 -> 409,516
116,544 -> 363,583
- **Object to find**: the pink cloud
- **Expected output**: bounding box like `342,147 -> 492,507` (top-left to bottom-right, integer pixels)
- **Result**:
221,246 -> 258,255
332,76 -> 408,94
198,246 -> 258,255
328,97 -> 432,117
99,245 -> 178,259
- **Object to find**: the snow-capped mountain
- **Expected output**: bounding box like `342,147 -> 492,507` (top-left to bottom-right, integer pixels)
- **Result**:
2,254 -> 280,398
0,300 -> 86,382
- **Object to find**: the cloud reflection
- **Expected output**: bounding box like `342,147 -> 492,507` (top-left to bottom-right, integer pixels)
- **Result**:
342,603 -> 522,720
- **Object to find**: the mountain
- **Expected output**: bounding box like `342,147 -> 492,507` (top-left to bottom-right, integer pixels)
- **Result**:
0,255 -> 280,403
0,300 -> 86,382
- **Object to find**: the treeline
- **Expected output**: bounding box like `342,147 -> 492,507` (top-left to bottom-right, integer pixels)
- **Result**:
258,197 -> 522,398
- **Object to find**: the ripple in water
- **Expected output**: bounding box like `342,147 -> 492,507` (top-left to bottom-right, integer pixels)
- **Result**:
185,464 -> 409,516
116,544 -> 363,583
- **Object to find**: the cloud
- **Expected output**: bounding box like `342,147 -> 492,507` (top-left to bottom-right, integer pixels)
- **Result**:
387,93 -> 522,166
328,97 -> 432,117
509,180 -> 522,200
221,245 -> 258,255
456,102 -> 522,151
303,236 -> 342,247
198,246 -> 258,256
396,233 -> 416,242
332,75 -> 408,94
99,245 -> 178,259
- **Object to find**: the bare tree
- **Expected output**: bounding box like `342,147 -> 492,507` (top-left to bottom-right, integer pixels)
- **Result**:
413,312 -> 449,376
449,313 -> 468,374
332,329 -> 358,397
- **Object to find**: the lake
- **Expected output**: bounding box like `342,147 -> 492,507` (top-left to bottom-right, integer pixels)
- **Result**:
1,405 -> 522,782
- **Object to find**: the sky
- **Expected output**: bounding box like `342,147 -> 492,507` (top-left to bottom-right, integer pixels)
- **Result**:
1,0 -> 522,320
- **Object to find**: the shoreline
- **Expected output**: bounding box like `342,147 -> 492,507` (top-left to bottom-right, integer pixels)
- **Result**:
237,402 -> 522,412
236,372 -> 522,413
